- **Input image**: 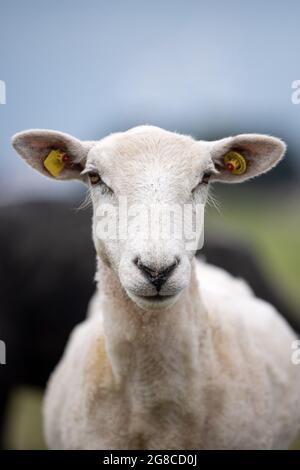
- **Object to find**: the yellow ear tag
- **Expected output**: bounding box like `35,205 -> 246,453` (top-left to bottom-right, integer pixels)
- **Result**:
43,150 -> 69,177
224,151 -> 247,175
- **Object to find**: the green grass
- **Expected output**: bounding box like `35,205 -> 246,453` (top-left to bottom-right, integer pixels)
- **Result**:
207,188 -> 300,314
4,387 -> 46,450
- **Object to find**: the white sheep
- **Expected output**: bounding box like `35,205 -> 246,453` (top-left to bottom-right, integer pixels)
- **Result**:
12,125 -> 300,449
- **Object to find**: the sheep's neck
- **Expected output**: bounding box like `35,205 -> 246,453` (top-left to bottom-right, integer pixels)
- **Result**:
96,259 -> 209,395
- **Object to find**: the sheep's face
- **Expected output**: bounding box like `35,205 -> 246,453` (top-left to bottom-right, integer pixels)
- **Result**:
87,126 -> 213,310
12,125 -> 286,311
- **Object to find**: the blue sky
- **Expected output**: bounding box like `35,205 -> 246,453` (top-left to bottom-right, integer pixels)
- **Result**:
1,0 -> 300,199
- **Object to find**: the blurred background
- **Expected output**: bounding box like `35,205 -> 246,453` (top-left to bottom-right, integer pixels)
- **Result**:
0,0 -> 300,449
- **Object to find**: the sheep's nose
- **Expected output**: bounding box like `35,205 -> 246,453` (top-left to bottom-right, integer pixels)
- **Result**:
135,258 -> 178,291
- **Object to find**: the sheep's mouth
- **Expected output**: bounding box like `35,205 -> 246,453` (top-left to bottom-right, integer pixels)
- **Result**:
127,290 -> 181,310
138,294 -> 175,302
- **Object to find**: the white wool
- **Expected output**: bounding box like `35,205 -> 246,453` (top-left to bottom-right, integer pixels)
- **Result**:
12,125 -> 300,449
43,260 -> 300,450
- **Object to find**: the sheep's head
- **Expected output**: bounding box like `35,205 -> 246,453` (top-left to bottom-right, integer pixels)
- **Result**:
12,125 -> 285,310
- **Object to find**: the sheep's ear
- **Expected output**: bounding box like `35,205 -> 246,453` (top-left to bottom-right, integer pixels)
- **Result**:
208,134 -> 286,183
12,129 -> 96,181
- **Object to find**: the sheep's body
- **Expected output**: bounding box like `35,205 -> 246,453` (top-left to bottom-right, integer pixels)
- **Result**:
43,260 -> 300,449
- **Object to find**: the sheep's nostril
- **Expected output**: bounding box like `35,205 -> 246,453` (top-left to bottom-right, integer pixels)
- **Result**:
135,258 -> 179,291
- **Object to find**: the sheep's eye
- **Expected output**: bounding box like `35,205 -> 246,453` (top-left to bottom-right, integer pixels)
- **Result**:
192,172 -> 212,193
88,172 -> 101,185
87,171 -> 113,195
202,172 -> 211,184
